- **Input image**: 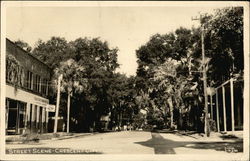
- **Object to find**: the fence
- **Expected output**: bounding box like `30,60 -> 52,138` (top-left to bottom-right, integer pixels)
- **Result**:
208,78 -> 243,132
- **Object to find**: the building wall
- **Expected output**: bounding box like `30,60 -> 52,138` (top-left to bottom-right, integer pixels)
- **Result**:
5,38 -> 52,135
6,39 -> 51,79
6,38 -> 51,98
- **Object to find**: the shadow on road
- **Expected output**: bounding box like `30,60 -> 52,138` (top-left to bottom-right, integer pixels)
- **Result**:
135,132 -> 243,154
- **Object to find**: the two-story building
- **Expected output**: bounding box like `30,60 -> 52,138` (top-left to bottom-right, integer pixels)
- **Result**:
5,38 -> 52,135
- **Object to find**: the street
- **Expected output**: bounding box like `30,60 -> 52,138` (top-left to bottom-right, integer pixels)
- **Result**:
6,131 -> 243,154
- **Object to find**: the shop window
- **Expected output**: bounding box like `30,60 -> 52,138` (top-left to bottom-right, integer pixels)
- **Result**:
29,104 -> 33,129
6,98 -> 26,134
7,99 -> 18,133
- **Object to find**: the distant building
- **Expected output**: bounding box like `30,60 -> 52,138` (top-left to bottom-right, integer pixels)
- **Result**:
5,38 -> 52,135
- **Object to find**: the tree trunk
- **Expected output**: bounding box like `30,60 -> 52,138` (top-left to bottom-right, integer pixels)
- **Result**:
67,92 -> 71,133
168,97 -> 174,129
118,111 -> 123,131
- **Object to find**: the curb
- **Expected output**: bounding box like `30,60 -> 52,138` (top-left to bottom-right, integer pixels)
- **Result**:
6,132 -> 95,144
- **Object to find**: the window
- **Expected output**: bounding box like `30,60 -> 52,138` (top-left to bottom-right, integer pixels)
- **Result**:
26,71 -> 33,90
33,74 -> 41,93
33,75 -> 37,91
46,81 -> 49,95
42,79 -> 48,95
38,76 -> 41,93
37,75 -> 41,92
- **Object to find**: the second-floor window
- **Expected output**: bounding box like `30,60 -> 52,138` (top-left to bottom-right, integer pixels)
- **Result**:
41,79 -> 48,96
33,75 -> 41,93
26,71 -> 33,90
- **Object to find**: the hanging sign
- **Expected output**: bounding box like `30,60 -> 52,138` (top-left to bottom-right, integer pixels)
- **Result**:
46,104 -> 56,112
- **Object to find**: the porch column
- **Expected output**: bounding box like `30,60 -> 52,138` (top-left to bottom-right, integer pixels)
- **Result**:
216,89 -> 220,132
6,99 -> 9,133
37,106 -> 40,130
46,111 -> 49,133
230,78 -> 235,132
41,107 -> 46,133
31,105 -> 36,133
222,85 -> 227,132
25,103 -> 30,132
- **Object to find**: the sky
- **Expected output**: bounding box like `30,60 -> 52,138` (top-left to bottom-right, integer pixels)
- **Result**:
5,4 -> 225,76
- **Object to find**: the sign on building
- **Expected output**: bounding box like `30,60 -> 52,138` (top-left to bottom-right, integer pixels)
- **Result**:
46,104 -> 56,112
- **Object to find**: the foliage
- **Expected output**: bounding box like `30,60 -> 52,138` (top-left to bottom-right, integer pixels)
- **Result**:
17,7 -> 243,133
146,109 -> 165,130
32,36 -> 120,132
6,54 -> 25,87
32,37 -> 71,69
14,40 -> 32,53
204,7 -> 243,86
135,26 -> 202,130
107,73 -> 137,128
53,59 -> 88,95
132,112 -> 146,129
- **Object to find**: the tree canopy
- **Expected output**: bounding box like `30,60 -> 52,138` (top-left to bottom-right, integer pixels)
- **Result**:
11,7 -> 243,133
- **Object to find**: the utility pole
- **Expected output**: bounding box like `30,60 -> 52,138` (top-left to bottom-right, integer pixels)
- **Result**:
192,14 -> 209,137
54,74 -> 63,134
201,25 -> 209,137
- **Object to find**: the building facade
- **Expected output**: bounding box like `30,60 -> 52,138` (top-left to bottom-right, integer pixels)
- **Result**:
5,38 -> 52,135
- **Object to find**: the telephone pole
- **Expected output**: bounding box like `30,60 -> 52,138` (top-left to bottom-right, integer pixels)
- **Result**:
54,74 -> 63,134
192,15 -> 209,137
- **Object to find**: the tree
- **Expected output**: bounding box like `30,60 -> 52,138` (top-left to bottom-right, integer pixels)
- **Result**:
203,7 -> 243,86
32,37 -> 71,69
32,36 -> 120,132
6,54 -> 25,88
14,40 -> 32,52
69,37 -> 119,131
107,73 -> 137,130
135,27 -> 201,130
53,59 -> 88,133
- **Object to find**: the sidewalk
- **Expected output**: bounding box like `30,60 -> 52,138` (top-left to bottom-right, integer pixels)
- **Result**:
6,132 -> 93,144
156,129 -> 243,142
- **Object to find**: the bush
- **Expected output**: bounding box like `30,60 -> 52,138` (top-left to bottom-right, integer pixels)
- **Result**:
146,111 -> 165,130
209,119 -> 217,132
132,113 -> 146,129
22,133 -> 40,143
143,124 -> 154,131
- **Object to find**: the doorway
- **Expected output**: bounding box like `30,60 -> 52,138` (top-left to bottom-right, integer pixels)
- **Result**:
6,98 -> 26,135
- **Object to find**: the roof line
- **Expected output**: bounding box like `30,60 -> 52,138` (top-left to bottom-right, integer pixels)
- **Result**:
6,38 -> 52,71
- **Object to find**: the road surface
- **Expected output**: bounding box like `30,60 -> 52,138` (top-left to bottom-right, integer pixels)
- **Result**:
6,131 -> 243,154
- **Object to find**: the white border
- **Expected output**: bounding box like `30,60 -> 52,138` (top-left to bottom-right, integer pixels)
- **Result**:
1,1 -> 249,161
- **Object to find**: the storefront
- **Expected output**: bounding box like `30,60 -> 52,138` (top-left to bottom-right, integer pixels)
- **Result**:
6,84 -> 49,135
